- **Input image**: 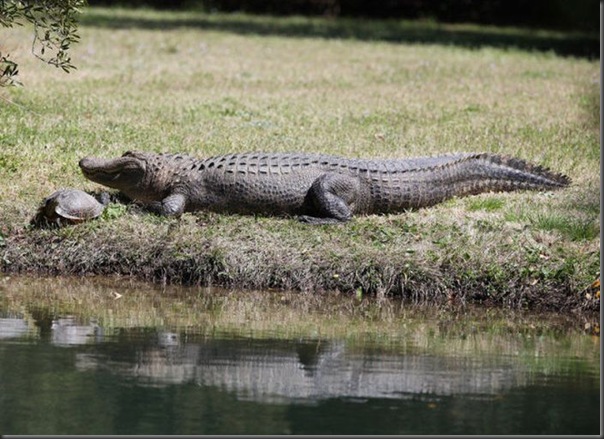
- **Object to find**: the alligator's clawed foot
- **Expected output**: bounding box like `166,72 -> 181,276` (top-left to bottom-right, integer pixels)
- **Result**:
297,215 -> 347,225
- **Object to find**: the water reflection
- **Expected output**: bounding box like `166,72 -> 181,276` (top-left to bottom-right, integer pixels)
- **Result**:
0,276 -> 599,435
0,315 -> 34,339
0,311 -> 104,346
50,316 -> 104,346
0,311 -> 590,404
82,337 -> 531,403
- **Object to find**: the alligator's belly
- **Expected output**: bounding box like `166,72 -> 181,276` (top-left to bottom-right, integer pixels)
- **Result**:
196,170 -> 324,215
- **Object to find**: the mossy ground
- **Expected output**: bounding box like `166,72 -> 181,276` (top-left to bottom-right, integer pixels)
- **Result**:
0,8 -> 600,315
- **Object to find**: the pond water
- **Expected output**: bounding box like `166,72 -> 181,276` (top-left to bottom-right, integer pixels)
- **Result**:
0,276 -> 600,435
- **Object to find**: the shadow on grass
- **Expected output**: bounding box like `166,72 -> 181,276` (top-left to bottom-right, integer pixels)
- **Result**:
80,9 -> 599,59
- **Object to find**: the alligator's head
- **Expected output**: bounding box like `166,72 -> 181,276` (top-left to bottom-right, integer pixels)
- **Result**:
79,151 -> 149,197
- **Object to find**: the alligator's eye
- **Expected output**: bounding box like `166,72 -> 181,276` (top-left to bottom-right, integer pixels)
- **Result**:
122,151 -> 135,157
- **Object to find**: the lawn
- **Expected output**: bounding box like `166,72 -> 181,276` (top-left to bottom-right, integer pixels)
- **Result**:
0,7 -> 600,314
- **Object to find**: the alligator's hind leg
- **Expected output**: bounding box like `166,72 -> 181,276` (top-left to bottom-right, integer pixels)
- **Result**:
298,173 -> 360,225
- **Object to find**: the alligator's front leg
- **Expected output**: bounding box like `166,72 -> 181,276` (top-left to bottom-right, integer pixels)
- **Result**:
146,193 -> 187,216
298,173 -> 360,225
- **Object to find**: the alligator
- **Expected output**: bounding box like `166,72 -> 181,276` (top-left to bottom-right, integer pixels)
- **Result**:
79,150 -> 570,224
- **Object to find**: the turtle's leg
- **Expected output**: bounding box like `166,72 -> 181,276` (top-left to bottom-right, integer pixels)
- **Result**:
97,191 -> 112,206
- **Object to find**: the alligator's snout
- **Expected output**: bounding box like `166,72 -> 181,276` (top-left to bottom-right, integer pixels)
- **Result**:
78,156 -> 115,173
78,157 -> 97,174
79,154 -> 147,189
79,155 -> 142,174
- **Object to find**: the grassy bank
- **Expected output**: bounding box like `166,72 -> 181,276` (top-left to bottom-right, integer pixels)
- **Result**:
0,8 -> 600,315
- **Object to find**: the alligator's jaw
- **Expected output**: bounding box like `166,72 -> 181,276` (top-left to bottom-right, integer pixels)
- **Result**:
79,154 -> 146,190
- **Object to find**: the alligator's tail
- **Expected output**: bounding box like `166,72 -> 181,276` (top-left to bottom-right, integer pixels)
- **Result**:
405,152 -> 571,208
469,152 -> 571,190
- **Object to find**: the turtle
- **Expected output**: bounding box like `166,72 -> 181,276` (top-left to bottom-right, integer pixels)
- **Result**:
32,188 -> 110,227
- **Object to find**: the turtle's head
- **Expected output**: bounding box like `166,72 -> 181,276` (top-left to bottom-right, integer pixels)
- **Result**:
79,150 -> 148,193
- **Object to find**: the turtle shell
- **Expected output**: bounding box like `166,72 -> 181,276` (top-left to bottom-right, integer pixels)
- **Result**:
40,189 -> 106,222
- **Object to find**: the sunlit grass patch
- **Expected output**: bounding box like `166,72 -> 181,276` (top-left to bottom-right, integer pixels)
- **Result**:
466,196 -> 506,212
536,215 -> 599,242
505,211 -> 600,242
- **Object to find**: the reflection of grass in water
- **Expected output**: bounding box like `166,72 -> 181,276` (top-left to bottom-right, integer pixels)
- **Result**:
1,276 -> 599,373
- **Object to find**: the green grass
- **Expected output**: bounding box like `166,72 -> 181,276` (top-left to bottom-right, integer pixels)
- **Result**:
504,211 -> 600,242
0,7 -> 600,314
466,196 -> 506,212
